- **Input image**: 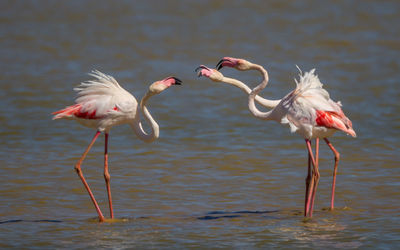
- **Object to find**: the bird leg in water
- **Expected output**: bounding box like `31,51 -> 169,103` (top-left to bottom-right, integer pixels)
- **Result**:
324,138 -> 340,210
308,138 -> 320,217
74,131 -> 105,222
104,133 -> 113,219
304,144 -> 312,216
305,139 -> 318,217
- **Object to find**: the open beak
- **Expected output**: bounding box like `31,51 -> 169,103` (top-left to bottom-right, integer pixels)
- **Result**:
195,65 -> 210,77
216,58 -> 233,71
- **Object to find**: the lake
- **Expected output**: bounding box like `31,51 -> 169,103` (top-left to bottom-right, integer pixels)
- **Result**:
0,0 -> 399,248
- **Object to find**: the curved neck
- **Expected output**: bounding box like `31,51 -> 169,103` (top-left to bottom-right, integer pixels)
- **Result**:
220,76 -> 280,109
248,65 -> 277,121
130,91 -> 159,143
249,63 -> 269,91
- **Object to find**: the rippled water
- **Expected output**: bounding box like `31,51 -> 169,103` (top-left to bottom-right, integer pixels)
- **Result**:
1,0 -> 399,248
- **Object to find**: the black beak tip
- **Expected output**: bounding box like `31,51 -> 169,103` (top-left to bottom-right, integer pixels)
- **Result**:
216,59 -> 225,71
173,77 -> 182,85
195,66 -> 204,77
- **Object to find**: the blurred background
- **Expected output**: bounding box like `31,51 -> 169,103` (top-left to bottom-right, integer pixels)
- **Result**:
0,0 -> 399,248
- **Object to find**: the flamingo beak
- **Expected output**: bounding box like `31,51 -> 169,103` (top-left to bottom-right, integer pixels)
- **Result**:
195,65 -> 210,77
173,77 -> 182,85
195,66 -> 202,77
216,58 -> 235,71
162,76 -> 182,87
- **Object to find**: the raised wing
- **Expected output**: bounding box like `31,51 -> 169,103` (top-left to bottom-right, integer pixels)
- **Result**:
53,70 -> 136,120
281,68 -> 355,137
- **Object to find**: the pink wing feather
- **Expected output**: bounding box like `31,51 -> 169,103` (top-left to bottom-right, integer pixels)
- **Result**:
282,68 -> 356,138
52,104 -> 119,120
315,110 -> 356,137
52,70 -> 130,121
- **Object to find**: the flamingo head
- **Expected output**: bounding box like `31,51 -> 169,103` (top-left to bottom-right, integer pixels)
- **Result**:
150,76 -> 182,94
216,57 -> 251,71
195,65 -> 224,82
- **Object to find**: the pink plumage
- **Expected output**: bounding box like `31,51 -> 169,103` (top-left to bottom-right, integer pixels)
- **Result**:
278,68 -> 356,139
198,57 -> 356,218
53,70 -> 137,132
53,70 -> 181,222
53,103 -> 116,120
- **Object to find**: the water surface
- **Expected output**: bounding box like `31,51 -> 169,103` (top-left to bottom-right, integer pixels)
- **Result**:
1,0 -> 399,248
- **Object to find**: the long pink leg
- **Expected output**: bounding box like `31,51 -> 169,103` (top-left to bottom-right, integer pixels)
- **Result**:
309,138 -> 320,217
304,139 -> 317,217
104,133 -> 114,219
324,138 -> 340,210
74,131 -> 105,222
304,144 -> 312,216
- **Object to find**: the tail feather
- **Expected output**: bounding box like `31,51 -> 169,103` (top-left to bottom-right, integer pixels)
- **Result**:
52,104 -> 81,120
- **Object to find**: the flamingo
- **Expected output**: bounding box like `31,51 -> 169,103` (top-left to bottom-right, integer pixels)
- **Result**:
52,70 -> 182,222
196,58 -> 355,217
